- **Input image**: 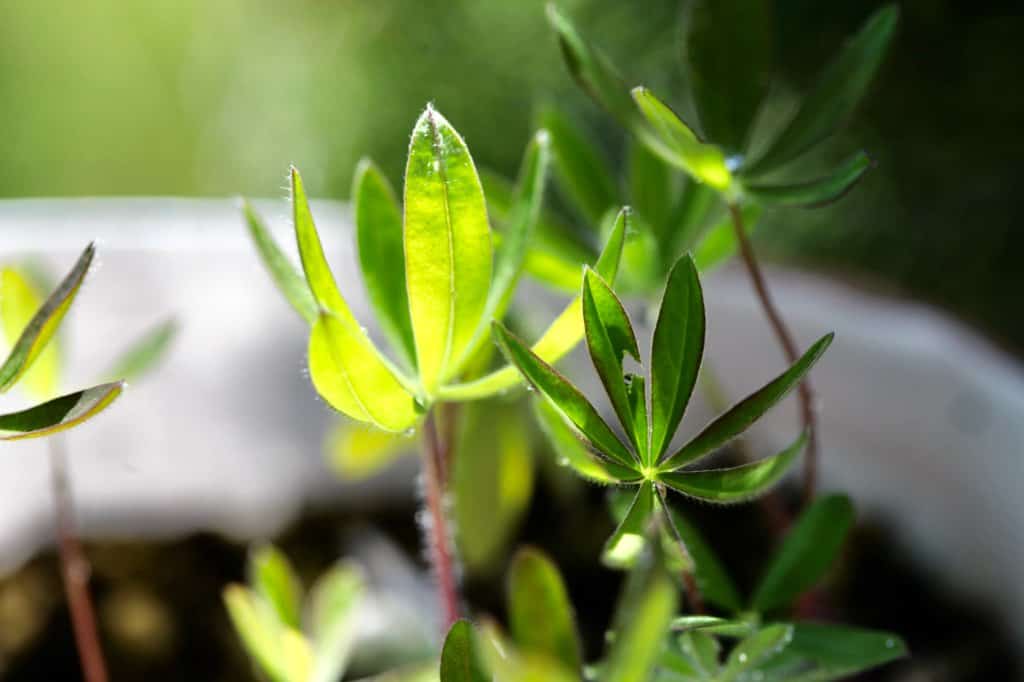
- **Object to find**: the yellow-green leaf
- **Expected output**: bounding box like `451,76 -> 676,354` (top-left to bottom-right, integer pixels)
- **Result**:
249,545 -> 303,630
0,381 -> 124,441
223,585 -> 288,682
310,563 -> 364,682
0,266 -> 61,399
403,106 -> 492,393
326,419 -> 412,480
507,548 -> 582,673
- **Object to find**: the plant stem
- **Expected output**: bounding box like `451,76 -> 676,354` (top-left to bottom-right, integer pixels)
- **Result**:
48,437 -> 108,682
420,411 -> 461,632
656,486 -> 705,614
728,204 -> 820,505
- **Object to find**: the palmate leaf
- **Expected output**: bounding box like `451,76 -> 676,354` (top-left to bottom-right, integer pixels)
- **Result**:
0,243 -> 93,393
242,201 -> 318,325
354,158 -> 417,370
106,317 -> 178,382
0,381 -> 124,441
507,548 -> 582,674
0,266 -> 61,398
403,105 -> 492,393
659,334 -> 833,471
438,208 -> 626,401
745,5 -> 900,176
440,620 -> 489,682
291,167 -> 420,432
743,152 -> 873,208
751,494 -> 855,613
532,397 -> 637,484
250,545 -> 303,630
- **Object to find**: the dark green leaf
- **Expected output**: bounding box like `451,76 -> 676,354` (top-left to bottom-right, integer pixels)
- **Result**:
660,431 -> 806,504
660,334 -> 833,471
771,622 -> 907,679
603,481 -> 655,568
745,5 -> 900,175
242,201 -> 317,324
532,398 -> 638,484
683,0 -> 773,154
0,381 -> 124,441
630,139 -> 676,242
492,321 -> 636,470
667,181 -> 718,258
107,318 -> 178,382
662,505 -> 743,613
743,152 -> 873,207
538,106 -> 618,226
680,631 -> 721,678
353,158 -> 417,369
625,374 -> 648,462
0,243 -> 93,392
650,255 -> 706,461
752,494 -> 855,612
508,548 -> 582,673
720,624 -> 793,681
440,620 -> 489,682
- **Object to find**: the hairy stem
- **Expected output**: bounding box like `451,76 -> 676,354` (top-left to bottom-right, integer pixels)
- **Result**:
728,204 -> 820,505
49,437 -> 108,682
421,411 -> 461,632
656,486 -> 705,614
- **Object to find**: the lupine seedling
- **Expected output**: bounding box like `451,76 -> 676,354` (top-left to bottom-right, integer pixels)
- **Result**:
542,2 -> 898,502
243,105 -> 628,629
493,253 -> 830,574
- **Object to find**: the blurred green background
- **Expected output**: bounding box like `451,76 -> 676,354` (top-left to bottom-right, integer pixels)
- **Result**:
0,0 -> 1020,348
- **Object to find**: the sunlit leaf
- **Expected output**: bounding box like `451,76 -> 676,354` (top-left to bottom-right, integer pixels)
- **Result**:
582,267 -> 642,453
539,106 -> 618,227
310,563 -> 364,682
438,209 -> 626,401
603,481 -> 654,568
532,397 -> 636,484
492,321 -> 636,470
0,243 -> 93,393
508,548 -> 582,673
0,381 -> 124,441
0,266 -> 61,399
719,624 -> 793,681
743,152 -> 873,207
650,255 -> 705,461
661,502 -> 743,613
693,205 -> 761,273
440,620 -> 489,682
223,585 -> 288,682
107,317 -> 178,382
250,545 -> 303,630
683,0 -> 773,154
745,5 -> 900,175
281,628 -> 314,682
354,158 -> 417,369
326,420 -> 412,480
242,200 -> 318,325
751,494 -> 855,612
659,334 -> 833,471
659,431 -> 805,504
631,87 -> 732,192
403,106 -> 492,392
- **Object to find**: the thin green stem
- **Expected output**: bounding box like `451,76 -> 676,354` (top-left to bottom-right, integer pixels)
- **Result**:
728,204 -> 820,506
421,411 -> 461,632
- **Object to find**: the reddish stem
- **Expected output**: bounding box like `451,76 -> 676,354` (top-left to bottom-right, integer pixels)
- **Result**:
728,204 -> 820,506
421,412 -> 461,632
49,438 -> 108,682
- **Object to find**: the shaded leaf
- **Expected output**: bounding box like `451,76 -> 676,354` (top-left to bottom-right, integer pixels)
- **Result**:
310,563 -> 364,682
440,620 -> 489,682
0,381 -> 124,441
662,503 -> 743,613
743,152 -> 873,207
752,494 -> 855,612
0,266 -> 61,399
745,5 -> 900,175
720,624 -> 793,681
0,243 -> 93,393
630,139 -> 676,243
107,318 -> 178,382
539,106 -> 618,227
650,255 -> 705,461
681,631 -> 722,678
603,481 -> 655,569
250,545 -> 303,630
766,622 -> 907,680
403,106 -> 492,392
532,397 -> 636,484
667,181 -> 718,258
660,333 -> 833,471
693,204 -> 761,272
660,431 -> 805,504
242,201 -> 318,324
354,158 -> 417,369
508,548 -> 582,673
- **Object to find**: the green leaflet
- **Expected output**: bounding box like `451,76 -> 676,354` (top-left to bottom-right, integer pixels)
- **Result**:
767,622 -> 907,679
683,0 -> 773,155
0,243 -> 93,393
242,200 -> 318,324
751,494 -> 855,612
507,548 -> 582,673
743,152 -> 873,207
250,545 -> 303,630
223,585 -> 290,682
492,321 -> 635,470
671,616 -> 754,639
403,105 -> 492,393
603,481 -> 654,568
582,267 -> 642,454
440,620 -> 489,682
437,208 -> 626,402
659,334 -> 833,471
745,5 -> 900,175
681,630 -> 722,678
354,158 -> 417,369
0,381 -> 124,441
309,564 -> 364,682
539,106 -> 618,227
719,624 -> 794,681
659,431 -> 806,504
631,87 -> 732,192
649,255 -> 705,461
0,266 -> 61,399
693,204 -> 761,273
532,397 -> 638,484
106,317 -> 178,382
